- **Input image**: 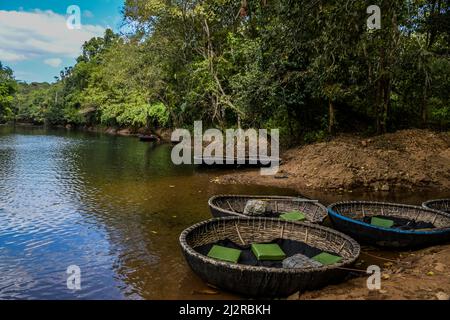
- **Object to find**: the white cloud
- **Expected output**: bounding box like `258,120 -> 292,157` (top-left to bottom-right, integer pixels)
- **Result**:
0,9 -> 105,63
44,58 -> 63,68
0,49 -> 26,62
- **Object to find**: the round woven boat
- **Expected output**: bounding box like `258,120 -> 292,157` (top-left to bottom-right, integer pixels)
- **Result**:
422,199 -> 450,214
179,217 -> 360,297
328,201 -> 450,248
138,134 -> 158,142
208,195 -> 327,224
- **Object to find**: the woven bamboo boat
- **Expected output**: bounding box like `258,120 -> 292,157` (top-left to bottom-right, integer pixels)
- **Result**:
328,201 -> 450,248
138,134 -> 158,142
422,199 -> 450,214
179,217 -> 360,297
208,195 -> 327,224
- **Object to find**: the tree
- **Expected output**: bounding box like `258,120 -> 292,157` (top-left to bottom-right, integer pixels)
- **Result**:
0,62 -> 17,122
9,0 -> 450,138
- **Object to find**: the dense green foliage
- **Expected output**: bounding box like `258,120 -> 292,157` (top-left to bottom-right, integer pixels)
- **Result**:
8,0 -> 450,142
0,62 -> 17,123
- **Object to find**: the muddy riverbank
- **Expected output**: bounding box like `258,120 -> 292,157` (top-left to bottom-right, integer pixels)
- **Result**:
296,244 -> 450,300
214,128 -> 450,300
219,129 -> 450,192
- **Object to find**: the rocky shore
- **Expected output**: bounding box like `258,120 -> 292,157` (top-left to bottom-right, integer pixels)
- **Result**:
296,244 -> 450,300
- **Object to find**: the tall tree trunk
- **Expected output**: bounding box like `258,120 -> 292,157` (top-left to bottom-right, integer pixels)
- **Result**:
377,47 -> 390,134
203,18 -> 244,128
376,79 -> 382,134
203,18 -> 225,127
381,76 -> 390,134
422,83 -> 428,126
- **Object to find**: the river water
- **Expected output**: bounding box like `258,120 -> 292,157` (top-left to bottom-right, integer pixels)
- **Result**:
0,125 -> 448,299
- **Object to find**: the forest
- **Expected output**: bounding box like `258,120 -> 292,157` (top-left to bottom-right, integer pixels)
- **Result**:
1,0 -> 449,144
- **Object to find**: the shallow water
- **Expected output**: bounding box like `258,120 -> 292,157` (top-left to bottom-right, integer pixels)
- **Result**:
0,126 -> 297,299
0,125 -> 448,299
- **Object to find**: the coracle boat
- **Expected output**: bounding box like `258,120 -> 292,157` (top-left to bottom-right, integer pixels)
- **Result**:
328,201 -> 450,248
179,217 -> 360,297
422,199 -> 450,214
208,195 -> 327,224
138,134 -> 158,142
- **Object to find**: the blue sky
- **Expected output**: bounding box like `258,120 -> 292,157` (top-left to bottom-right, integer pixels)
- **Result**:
0,0 -> 125,83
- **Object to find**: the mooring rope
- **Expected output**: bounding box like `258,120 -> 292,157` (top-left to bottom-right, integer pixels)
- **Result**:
360,251 -> 398,262
336,266 -> 368,273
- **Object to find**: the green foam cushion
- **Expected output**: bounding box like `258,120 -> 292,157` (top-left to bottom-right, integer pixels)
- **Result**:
312,252 -> 342,265
207,245 -> 241,263
371,216 -> 394,228
251,243 -> 286,261
280,211 -> 306,222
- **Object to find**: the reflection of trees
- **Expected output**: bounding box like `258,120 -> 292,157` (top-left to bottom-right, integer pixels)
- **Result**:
55,133 -> 295,298
58,135 -> 202,298
0,131 -> 17,205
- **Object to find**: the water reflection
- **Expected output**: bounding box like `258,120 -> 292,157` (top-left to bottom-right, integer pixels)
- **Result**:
0,126 -> 294,299
1,126 -> 448,299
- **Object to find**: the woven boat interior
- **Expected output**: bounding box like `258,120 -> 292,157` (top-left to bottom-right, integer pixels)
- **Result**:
423,199 -> 450,214
185,218 -> 359,264
330,202 -> 450,228
212,196 -> 327,222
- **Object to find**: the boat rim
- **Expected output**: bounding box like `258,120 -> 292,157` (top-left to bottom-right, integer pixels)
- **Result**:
208,194 -> 324,217
422,198 -> 450,209
179,216 -> 360,274
328,200 -> 450,235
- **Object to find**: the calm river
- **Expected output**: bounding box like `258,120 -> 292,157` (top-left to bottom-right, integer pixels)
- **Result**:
0,125 -> 448,299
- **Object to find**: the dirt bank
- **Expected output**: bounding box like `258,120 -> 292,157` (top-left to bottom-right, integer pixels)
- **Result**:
295,244 -> 450,300
219,129 -> 450,191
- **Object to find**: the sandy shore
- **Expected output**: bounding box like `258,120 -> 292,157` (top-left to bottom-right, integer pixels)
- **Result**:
219,129 -> 450,192
294,244 -> 450,300
216,129 -> 450,300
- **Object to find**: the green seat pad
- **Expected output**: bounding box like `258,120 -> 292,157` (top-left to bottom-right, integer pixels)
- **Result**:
207,245 -> 241,263
251,243 -> 286,261
370,216 -> 394,228
280,211 -> 306,222
312,252 -> 342,265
